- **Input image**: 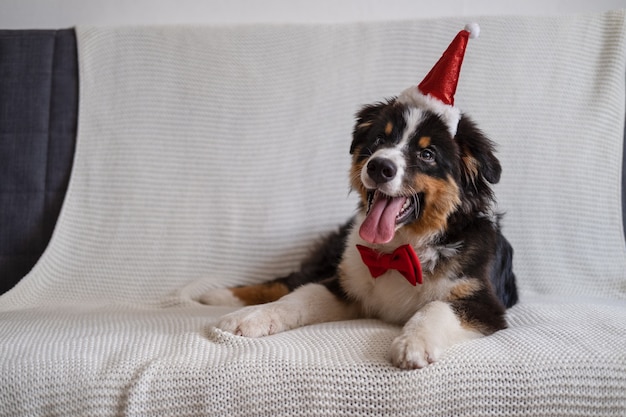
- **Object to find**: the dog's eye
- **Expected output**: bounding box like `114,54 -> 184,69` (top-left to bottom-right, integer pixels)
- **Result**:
373,136 -> 385,147
419,149 -> 436,162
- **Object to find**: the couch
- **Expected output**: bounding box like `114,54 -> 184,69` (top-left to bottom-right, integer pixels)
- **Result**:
1,11 -> 625,416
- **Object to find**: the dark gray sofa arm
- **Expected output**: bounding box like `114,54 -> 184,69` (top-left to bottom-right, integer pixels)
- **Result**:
0,29 -> 78,294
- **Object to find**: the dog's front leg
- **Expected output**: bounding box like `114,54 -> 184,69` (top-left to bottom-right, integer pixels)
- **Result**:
216,283 -> 360,337
390,300 -> 483,369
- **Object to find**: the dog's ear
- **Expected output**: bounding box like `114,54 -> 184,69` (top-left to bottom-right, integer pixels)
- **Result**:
350,101 -> 392,155
455,115 -> 502,185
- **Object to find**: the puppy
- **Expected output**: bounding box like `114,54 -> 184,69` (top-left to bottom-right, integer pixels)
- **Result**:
200,24 -> 518,369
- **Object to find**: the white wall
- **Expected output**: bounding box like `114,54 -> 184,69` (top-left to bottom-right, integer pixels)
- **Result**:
1,0 -> 625,29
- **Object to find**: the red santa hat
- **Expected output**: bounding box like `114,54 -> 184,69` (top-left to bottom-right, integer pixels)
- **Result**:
397,23 -> 480,136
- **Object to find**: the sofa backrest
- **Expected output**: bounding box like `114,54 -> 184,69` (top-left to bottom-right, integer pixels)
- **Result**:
1,13 -> 625,303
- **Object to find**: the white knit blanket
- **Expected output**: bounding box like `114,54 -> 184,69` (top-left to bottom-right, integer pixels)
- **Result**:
1,11 -> 626,417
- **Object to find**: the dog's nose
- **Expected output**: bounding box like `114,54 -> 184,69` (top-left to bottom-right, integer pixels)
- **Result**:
366,157 -> 397,184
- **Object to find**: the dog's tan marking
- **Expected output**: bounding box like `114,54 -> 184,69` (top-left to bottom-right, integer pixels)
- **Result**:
384,121 -> 393,136
356,121 -> 373,130
408,174 -> 460,236
462,153 -> 480,182
350,157 -> 369,205
448,279 -> 507,335
448,279 -> 481,301
231,282 -> 290,306
418,136 -> 431,149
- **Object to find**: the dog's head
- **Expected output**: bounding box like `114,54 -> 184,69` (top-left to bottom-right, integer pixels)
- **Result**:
350,99 -> 501,244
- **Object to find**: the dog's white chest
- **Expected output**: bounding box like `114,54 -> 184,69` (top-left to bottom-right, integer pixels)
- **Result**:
340,222 -> 463,324
340,245 -> 446,324
363,273 -> 427,323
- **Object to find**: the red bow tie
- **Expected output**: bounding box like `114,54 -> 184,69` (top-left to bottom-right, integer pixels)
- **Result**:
356,244 -> 423,286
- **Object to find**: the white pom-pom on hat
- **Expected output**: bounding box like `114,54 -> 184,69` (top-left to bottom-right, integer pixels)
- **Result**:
464,23 -> 480,39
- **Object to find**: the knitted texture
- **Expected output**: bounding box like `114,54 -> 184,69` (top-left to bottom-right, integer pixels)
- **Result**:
1,11 -> 626,416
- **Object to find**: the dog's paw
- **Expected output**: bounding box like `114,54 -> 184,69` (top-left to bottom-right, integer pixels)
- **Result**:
216,304 -> 291,337
198,288 -> 244,307
390,332 -> 444,369
390,301 -> 485,369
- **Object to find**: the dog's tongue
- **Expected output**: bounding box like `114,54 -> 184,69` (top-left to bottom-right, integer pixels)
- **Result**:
359,195 -> 407,244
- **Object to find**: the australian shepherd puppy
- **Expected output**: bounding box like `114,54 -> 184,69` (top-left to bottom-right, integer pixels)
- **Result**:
200,25 -> 518,369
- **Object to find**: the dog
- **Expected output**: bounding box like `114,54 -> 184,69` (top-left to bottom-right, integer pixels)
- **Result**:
199,24 -> 518,369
